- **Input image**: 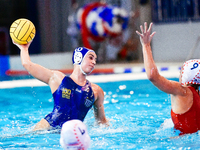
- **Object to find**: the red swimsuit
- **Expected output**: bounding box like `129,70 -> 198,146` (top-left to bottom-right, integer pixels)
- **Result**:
171,87 -> 200,135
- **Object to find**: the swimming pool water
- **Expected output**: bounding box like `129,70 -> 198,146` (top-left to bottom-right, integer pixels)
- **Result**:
1,78 -> 200,150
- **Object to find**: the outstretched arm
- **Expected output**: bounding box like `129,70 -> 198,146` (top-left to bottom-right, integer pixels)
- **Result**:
136,22 -> 157,81
136,22 -> 185,95
92,84 -> 109,125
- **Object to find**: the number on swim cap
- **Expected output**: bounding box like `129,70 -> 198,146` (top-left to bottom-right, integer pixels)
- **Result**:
191,63 -> 199,70
75,47 -> 83,52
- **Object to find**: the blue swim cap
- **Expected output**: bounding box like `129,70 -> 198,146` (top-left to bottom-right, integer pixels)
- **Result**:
72,47 -> 95,65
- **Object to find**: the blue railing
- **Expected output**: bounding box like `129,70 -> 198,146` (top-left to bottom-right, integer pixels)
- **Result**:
152,0 -> 200,23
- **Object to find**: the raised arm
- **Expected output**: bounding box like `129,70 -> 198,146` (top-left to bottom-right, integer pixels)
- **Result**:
13,42 -> 54,84
13,41 -> 65,93
92,83 -> 109,125
136,22 -> 186,96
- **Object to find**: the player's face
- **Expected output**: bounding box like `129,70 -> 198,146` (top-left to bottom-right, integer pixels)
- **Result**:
81,52 -> 97,74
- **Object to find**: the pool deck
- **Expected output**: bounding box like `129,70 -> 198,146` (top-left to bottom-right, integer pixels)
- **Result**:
0,62 -> 181,89
6,62 -> 182,75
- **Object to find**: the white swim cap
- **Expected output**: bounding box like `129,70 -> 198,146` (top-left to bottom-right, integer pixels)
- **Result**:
72,47 -> 95,65
181,59 -> 200,85
60,120 -> 91,150
72,47 -> 96,75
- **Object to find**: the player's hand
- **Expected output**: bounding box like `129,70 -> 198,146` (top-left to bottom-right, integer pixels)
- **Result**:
136,22 -> 156,45
12,40 -> 32,50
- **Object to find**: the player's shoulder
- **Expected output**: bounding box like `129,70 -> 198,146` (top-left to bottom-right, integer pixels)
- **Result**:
49,70 -> 66,83
53,70 -> 66,78
91,82 -> 98,88
91,83 -> 102,92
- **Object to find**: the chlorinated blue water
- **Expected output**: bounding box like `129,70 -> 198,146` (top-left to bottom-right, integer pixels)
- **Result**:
1,78 -> 200,150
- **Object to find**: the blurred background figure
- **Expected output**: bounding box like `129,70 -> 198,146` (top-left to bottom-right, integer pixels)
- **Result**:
60,120 -> 91,150
66,1 -> 79,49
76,1 -> 129,49
76,1 -> 129,62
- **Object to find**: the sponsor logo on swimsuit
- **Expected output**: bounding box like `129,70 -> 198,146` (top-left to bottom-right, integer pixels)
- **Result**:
75,88 -> 82,93
84,97 -> 93,107
62,88 -> 71,99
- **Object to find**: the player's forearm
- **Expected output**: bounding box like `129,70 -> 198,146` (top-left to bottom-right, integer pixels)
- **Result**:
20,48 -> 33,71
142,44 -> 159,82
94,106 -> 109,125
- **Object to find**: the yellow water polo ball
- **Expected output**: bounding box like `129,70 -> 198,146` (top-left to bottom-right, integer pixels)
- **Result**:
10,18 -> 36,45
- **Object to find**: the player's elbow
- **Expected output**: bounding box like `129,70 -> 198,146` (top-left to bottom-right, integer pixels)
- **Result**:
22,61 -> 32,71
147,68 -> 159,82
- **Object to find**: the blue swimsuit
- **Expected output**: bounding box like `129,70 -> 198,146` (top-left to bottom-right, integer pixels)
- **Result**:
44,76 -> 95,128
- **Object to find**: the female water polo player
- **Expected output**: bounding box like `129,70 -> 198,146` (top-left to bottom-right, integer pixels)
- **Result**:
13,41 -> 109,131
136,22 -> 200,135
